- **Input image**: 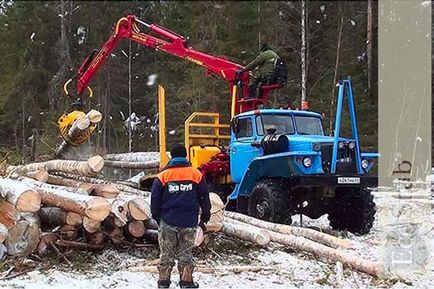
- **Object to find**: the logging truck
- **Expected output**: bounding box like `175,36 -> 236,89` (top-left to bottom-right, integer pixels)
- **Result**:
64,15 -> 378,235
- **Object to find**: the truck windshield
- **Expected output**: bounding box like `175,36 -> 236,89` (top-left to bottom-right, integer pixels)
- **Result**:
294,116 -> 324,135
256,115 -> 295,135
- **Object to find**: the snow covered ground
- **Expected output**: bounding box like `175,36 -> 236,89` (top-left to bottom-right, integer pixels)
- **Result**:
1,193 -> 433,289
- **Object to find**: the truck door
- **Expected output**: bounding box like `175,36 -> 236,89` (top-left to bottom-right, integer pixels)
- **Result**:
229,116 -> 261,183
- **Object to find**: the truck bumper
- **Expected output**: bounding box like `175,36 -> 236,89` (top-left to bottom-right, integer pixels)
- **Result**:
287,175 -> 378,188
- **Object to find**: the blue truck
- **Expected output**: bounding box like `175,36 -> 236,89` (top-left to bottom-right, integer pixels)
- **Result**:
222,79 -> 378,235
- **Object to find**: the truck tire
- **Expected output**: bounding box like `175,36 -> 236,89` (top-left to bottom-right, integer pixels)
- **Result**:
328,188 -> 375,235
248,179 -> 292,225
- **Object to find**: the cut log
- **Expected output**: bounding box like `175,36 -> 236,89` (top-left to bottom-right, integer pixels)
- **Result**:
0,200 -> 21,229
0,178 -> 41,212
11,155 -> 104,176
83,217 -> 101,233
222,220 -> 270,246
26,170 -> 49,183
5,213 -> 40,256
224,211 -> 350,249
65,212 -> 83,226
0,222 -> 8,243
108,198 -> 129,226
128,198 -> 151,221
104,152 -> 161,163
143,229 -> 158,243
91,184 -> 120,198
127,220 -> 146,238
38,207 -> 66,229
104,160 -> 159,170
23,178 -> 110,221
144,218 -> 158,230
46,174 -> 94,194
206,192 -> 224,232
50,173 -> 149,198
267,229 -> 382,277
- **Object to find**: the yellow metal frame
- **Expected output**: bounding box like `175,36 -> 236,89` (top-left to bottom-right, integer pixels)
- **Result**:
184,112 -> 230,160
158,85 -> 169,168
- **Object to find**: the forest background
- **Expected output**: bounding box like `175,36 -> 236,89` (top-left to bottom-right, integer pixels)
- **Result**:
0,1 -> 379,164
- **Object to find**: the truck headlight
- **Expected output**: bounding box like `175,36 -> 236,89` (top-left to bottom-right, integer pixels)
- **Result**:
348,141 -> 356,150
338,141 -> 344,149
361,159 -> 369,169
303,157 -> 312,168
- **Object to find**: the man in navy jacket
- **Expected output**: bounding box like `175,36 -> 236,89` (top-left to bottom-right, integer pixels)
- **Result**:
151,144 -> 211,288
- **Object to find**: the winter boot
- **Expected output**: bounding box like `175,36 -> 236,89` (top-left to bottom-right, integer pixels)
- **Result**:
178,265 -> 199,288
157,265 -> 172,288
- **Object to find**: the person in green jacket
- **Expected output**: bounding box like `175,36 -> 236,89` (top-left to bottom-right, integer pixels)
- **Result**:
237,43 -> 280,98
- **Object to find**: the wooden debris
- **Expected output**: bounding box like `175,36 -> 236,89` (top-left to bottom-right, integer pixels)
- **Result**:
127,220 -> 146,238
0,200 -> 21,229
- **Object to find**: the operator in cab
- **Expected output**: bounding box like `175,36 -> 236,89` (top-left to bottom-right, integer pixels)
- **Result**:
151,144 -> 211,289
237,43 -> 282,99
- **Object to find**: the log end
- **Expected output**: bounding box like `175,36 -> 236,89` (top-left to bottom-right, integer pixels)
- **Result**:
85,197 -> 111,221
88,155 -> 104,173
16,189 -> 42,212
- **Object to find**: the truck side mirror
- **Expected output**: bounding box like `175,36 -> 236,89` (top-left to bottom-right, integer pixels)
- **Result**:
231,118 -> 240,134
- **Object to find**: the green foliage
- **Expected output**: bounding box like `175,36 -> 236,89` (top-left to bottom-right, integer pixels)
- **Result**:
0,1 -> 378,158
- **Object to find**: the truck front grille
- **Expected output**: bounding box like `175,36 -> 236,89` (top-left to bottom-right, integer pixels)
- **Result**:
320,143 -> 357,174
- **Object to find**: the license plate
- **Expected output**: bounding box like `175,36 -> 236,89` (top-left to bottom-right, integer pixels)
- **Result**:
337,177 -> 360,184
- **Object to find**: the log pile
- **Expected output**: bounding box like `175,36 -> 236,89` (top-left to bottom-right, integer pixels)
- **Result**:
1,154 -> 384,279
1,156 -> 160,259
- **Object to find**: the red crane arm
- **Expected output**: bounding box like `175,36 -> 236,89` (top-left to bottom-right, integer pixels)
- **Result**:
73,15 -> 278,113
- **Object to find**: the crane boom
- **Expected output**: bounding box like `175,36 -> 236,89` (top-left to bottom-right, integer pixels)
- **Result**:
67,15 -> 282,114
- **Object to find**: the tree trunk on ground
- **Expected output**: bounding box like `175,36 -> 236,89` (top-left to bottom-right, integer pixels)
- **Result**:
46,174 -> 94,193
0,200 -> 21,229
0,222 -> 8,243
128,197 -> 151,221
38,207 -> 66,228
127,220 -> 146,238
50,173 -> 149,197
104,152 -> 161,162
24,179 -> 110,221
26,170 -> 49,182
91,184 -> 120,198
224,211 -> 350,248
9,156 -> 104,176
104,160 -> 159,170
222,219 -> 270,245
5,213 -> 40,256
0,178 -> 41,212
268,229 -> 382,277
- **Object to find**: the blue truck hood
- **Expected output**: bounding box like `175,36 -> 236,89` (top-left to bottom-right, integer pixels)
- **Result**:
287,135 -> 352,151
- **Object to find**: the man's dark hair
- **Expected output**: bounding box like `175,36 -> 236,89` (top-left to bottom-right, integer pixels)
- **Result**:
170,143 -> 187,158
260,43 -> 270,52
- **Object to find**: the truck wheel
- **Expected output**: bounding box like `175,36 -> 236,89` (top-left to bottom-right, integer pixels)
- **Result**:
248,179 -> 292,225
328,188 -> 375,235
